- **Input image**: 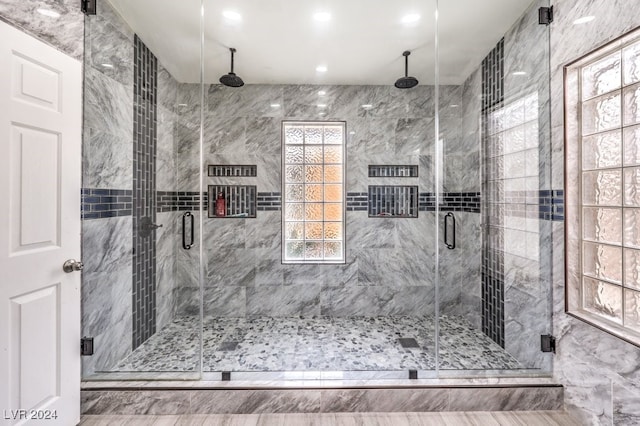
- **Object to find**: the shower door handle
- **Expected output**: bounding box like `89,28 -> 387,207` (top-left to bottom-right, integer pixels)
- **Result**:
444,212 -> 456,250
182,212 -> 194,250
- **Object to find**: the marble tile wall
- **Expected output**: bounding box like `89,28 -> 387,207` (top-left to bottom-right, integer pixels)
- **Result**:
174,83 -> 450,318
0,0 -> 83,60
549,0 -> 640,424
81,1 -> 180,375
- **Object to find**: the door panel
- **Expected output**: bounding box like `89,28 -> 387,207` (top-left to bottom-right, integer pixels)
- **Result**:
0,19 -> 82,425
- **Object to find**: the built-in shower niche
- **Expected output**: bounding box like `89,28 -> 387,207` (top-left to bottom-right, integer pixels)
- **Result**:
208,164 -> 257,177
207,185 -> 257,218
368,185 -> 418,218
368,165 -> 418,177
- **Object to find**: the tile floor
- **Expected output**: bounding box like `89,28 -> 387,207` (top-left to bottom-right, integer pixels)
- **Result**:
112,315 -> 521,373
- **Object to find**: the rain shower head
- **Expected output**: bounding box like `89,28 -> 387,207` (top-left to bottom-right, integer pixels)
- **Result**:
394,51 -> 419,89
220,48 -> 244,87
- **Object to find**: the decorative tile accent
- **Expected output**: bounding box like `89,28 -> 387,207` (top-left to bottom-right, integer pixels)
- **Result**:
81,188 -> 132,220
157,191 -> 206,212
481,39 -> 505,348
207,185 -> 257,218
208,165 -> 257,177
132,35 -> 158,350
539,189 -> 564,221
418,192 -> 481,213
368,165 -> 418,178
368,186 -> 419,218
257,192 -> 281,211
346,192 -> 368,212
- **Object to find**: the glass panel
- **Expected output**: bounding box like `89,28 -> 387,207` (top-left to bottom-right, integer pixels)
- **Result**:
305,203 -> 323,221
305,222 -> 323,240
324,222 -> 342,240
304,125 -> 323,144
324,184 -> 342,202
285,125 -> 304,144
324,146 -> 343,163
285,203 -> 304,221
286,241 -> 304,259
624,248 -> 640,290
305,165 -> 323,183
583,207 -> 622,244
582,170 -> 622,205
304,241 -> 323,259
623,41 -> 640,85
583,242 -> 623,284
324,125 -> 344,144
285,184 -> 304,202
285,145 -> 304,163
582,51 -> 621,100
285,222 -> 304,240
624,289 -> 640,331
324,165 -> 342,183
285,165 -> 303,183
305,184 -> 322,201
624,167 -> 640,206
623,83 -> 640,126
624,208 -> 640,248
304,146 -> 323,163
324,203 -> 342,221
624,124 -> 640,166
324,242 -> 343,259
583,277 -> 623,324
582,92 -> 621,135
582,130 -> 622,170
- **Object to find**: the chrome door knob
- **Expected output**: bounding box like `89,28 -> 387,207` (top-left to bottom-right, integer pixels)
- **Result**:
63,259 -> 83,273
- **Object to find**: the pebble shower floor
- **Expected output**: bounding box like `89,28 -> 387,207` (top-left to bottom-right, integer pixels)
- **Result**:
111,315 -> 521,373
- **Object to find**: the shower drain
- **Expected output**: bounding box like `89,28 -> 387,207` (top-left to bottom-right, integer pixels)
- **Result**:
398,338 -> 420,348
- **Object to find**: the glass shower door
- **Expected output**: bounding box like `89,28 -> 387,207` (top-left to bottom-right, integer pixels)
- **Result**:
80,0 -> 204,380
435,0 -> 553,375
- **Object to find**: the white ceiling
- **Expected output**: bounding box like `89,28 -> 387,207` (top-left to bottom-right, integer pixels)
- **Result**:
108,0 -> 534,85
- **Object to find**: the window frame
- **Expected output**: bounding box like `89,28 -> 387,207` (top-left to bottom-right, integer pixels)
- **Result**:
564,25 -> 640,347
281,120 -> 347,264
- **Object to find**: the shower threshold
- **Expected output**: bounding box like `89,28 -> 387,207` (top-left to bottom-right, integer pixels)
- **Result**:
108,315 -> 521,375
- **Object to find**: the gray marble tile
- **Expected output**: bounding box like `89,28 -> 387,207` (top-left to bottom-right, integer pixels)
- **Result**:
245,212 -> 280,249
0,0 -> 83,60
204,286 -> 246,317
447,387 -> 562,411
247,285 -> 321,316
81,390 -> 191,415
82,217 -> 133,275
443,152 -> 480,192
82,268 -> 131,338
613,377 -> 640,426
82,127 -> 133,190
84,66 -> 134,142
189,390 -> 321,414
207,249 -> 256,287
82,313 -> 132,376
321,389 -> 447,413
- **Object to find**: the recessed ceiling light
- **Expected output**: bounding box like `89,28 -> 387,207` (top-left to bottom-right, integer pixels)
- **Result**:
401,13 -> 420,24
222,10 -> 242,21
270,103 -> 280,108
512,71 -> 527,76
101,63 -> 114,69
318,90 -> 326,96
317,104 -> 327,108
316,65 -> 328,73
313,12 -> 331,22
37,8 -> 60,18
361,104 -> 373,109
573,16 -> 595,25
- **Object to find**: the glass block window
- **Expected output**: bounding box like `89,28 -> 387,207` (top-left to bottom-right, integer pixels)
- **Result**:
565,27 -> 640,343
282,121 -> 345,263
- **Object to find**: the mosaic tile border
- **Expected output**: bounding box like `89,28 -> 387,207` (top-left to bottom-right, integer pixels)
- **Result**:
207,185 -> 257,218
539,189 -> 564,221
81,188 -> 132,219
257,192 -> 281,211
208,165 -> 257,177
419,192 -> 482,213
368,186 -> 419,218
157,191 -> 207,212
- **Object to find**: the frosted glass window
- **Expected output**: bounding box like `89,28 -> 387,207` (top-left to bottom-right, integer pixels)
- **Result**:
283,121 -> 345,263
571,29 -> 640,338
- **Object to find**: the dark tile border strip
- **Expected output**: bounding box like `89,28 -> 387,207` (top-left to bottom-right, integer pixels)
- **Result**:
257,192 -> 281,211
157,191 -> 206,212
419,192 -> 482,213
81,188 -> 133,220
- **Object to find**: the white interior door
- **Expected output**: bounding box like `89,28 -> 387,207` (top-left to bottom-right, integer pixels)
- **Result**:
0,20 -> 82,425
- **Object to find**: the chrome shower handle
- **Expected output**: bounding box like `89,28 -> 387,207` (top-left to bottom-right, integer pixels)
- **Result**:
444,212 -> 456,250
